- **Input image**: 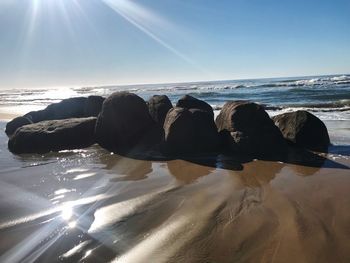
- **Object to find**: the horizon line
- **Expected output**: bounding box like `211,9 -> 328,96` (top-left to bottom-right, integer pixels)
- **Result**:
99,72 -> 350,88
2,72 -> 349,90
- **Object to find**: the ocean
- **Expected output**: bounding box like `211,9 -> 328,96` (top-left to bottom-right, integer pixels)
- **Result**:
1,74 -> 350,121
0,74 -> 350,262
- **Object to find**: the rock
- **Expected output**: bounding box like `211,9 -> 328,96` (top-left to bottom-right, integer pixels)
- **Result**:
25,97 -> 88,122
84,96 -> 105,117
163,107 -> 195,154
216,101 -> 287,157
95,92 -> 156,153
163,107 -> 219,154
189,109 -> 220,152
5,116 -> 33,137
5,96 -> 104,135
147,95 -> 173,126
22,96 -> 105,123
176,95 -> 214,117
272,110 -> 330,152
229,131 -> 255,153
8,117 -> 97,154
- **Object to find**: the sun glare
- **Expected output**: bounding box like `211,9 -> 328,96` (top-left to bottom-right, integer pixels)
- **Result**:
61,205 -> 73,221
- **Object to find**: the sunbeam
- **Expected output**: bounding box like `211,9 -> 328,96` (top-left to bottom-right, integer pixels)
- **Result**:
101,0 -> 207,73
56,0 -> 76,40
22,0 -> 95,51
27,0 -> 40,38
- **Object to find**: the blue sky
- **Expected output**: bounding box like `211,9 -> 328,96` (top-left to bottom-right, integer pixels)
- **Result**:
0,0 -> 349,89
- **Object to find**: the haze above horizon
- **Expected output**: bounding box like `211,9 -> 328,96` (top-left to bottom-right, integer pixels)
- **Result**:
0,0 -> 349,89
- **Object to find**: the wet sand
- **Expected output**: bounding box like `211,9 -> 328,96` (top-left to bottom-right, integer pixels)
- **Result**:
0,116 -> 350,262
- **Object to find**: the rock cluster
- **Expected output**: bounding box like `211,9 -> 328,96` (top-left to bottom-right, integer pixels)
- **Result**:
6,92 -> 330,156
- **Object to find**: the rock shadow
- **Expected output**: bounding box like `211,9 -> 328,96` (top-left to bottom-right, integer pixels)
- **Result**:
281,147 -> 350,170
106,143 -> 350,182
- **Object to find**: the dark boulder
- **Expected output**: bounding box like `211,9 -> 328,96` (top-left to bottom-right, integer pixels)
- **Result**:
5,116 -> 33,137
163,107 -> 195,154
147,95 -> 173,126
176,95 -> 214,117
163,107 -> 219,154
84,96 -> 105,117
5,96 -> 105,135
218,129 -> 258,157
23,96 -> 105,124
272,110 -> 330,152
216,101 -> 287,157
8,117 -> 97,154
24,109 -> 49,123
189,109 -> 220,152
25,97 -> 88,122
95,92 -> 156,153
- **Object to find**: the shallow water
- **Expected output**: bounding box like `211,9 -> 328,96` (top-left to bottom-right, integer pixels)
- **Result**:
1,120 -> 350,262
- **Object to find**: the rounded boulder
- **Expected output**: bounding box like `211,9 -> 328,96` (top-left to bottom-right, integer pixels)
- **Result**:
8,117 -> 97,154
176,95 -> 214,117
95,92 -> 155,153
163,107 -> 219,154
216,101 -> 287,157
272,110 -> 330,152
5,116 -> 33,137
147,95 -> 173,126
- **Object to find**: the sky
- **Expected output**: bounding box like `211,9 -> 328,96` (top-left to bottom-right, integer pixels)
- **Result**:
0,0 -> 349,89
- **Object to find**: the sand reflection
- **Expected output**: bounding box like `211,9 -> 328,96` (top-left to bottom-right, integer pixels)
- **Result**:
167,159 -> 215,184
101,154 -> 154,181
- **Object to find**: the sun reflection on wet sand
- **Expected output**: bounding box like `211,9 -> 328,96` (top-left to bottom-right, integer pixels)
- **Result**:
73,172 -> 96,180
61,205 -> 74,221
68,221 -> 77,229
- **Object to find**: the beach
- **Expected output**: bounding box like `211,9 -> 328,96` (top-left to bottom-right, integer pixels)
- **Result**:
1,76 -> 350,262
1,121 -> 350,262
